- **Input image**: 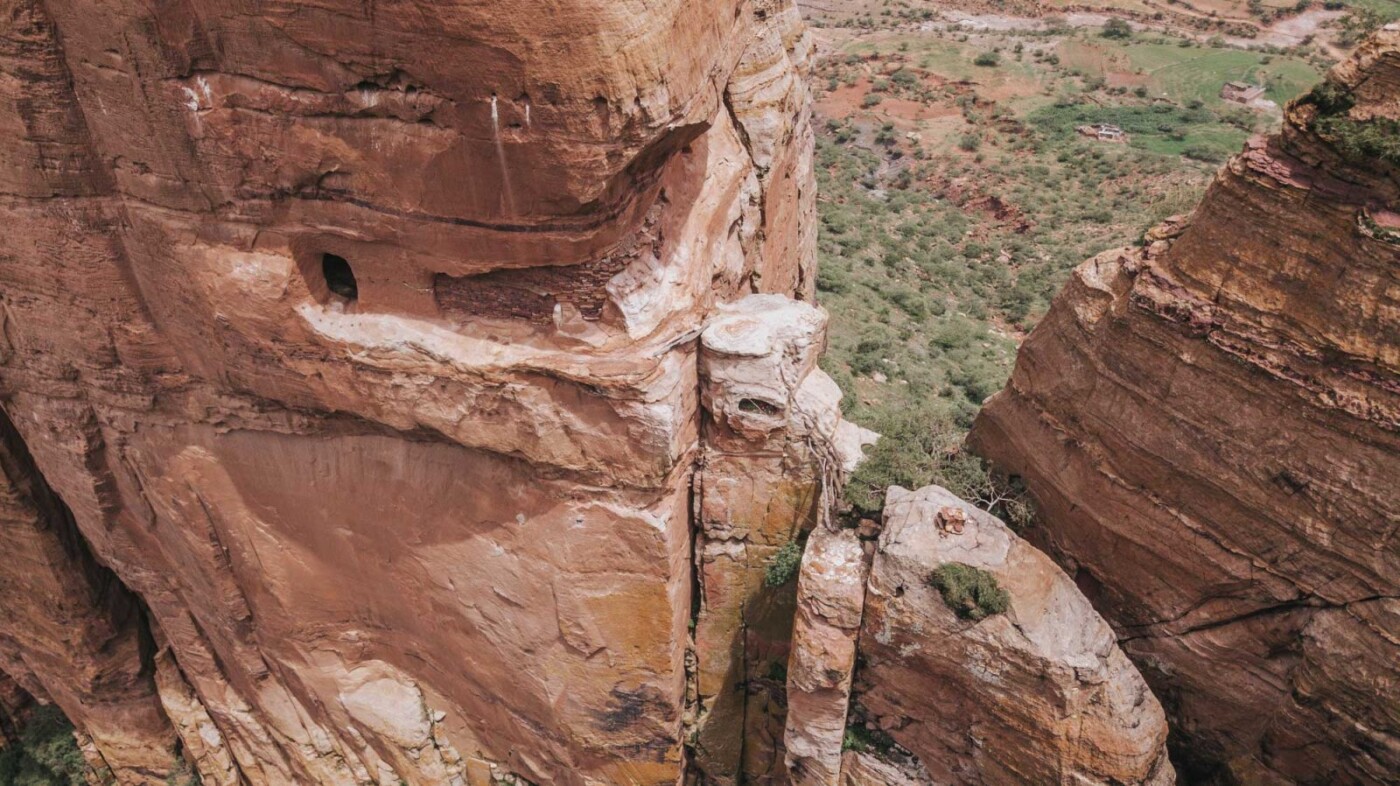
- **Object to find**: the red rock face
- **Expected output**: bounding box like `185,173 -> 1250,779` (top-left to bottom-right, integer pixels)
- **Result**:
971,29 -> 1400,784
845,486 -> 1172,786
0,672 -> 32,748
0,409 -> 179,781
0,1 -> 843,783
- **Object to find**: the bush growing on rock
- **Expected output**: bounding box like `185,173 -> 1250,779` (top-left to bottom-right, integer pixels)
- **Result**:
1303,78 -> 1400,166
1314,115 -> 1400,166
840,399 -> 1035,527
927,562 -> 1011,620
841,723 -> 897,754
764,540 -> 805,587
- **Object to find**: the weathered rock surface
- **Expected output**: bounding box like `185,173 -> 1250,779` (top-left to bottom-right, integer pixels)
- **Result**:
971,27 -> 1400,785
692,295 -> 864,786
848,486 -> 1173,785
0,672 -> 30,750
7,0 -> 1389,782
782,524 -> 867,786
0,410 -> 179,784
837,750 -> 930,786
0,1 -> 854,784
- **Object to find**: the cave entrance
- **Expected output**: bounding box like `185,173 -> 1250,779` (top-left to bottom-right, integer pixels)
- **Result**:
322,253 -> 358,301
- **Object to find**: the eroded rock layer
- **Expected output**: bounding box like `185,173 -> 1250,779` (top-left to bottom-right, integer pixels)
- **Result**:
971,28 -> 1400,784
0,410 -> 179,782
843,486 -> 1172,786
0,1 -> 846,784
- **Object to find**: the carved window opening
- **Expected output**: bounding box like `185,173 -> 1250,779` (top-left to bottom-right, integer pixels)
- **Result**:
322,253 -> 358,301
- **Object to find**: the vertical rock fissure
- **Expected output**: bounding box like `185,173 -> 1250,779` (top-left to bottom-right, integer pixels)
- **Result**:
684,449 -> 706,779
0,405 -> 181,782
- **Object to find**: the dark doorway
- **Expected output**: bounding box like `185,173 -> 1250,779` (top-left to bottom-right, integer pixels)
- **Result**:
322,253 -> 358,301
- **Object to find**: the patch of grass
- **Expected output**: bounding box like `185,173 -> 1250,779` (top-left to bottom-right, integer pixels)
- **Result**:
764,540 -> 804,588
1119,42 -> 1320,106
1315,115 -> 1400,166
1027,100 -> 1248,160
1343,0 -> 1400,21
0,706 -> 89,786
842,723 -> 897,754
927,563 -> 1011,621
1336,2 -> 1398,45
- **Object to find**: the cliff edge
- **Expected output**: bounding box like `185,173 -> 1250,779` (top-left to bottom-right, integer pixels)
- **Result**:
971,26 -> 1400,785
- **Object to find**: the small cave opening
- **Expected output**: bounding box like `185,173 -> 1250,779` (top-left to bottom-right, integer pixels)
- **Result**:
322,253 -> 358,301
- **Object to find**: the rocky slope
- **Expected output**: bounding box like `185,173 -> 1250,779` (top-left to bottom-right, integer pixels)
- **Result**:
971,27 -> 1400,785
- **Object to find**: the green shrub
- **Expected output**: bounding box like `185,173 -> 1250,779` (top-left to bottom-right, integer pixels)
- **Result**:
973,51 -> 1000,67
889,287 -> 927,318
764,540 -> 804,588
817,266 -> 851,294
840,397 -> 1035,519
1182,145 -> 1226,163
1101,18 -> 1133,39
1305,79 -> 1355,116
842,723 -> 896,754
1314,115 -> 1400,167
927,562 -> 1011,620
843,404 -> 957,515
0,706 -> 89,786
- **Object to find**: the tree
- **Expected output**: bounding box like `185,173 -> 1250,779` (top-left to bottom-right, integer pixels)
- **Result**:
1101,18 -> 1132,39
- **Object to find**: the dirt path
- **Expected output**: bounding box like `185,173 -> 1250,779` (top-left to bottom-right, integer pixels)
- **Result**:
804,1 -> 1352,59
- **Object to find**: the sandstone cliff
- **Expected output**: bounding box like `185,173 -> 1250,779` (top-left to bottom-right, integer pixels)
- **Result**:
0,0 -> 1344,783
971,27 -> 1400,785
0,1 -> 846,783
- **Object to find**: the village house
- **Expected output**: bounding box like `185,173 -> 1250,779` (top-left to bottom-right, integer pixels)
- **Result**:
1221,81 -> 1266,103
1076,123 -> 1127,142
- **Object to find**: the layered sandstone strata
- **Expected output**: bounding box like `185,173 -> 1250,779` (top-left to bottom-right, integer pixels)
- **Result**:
971,28 -> 1400,784
0,1 -> 848,784
842,486 -> 1173,785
